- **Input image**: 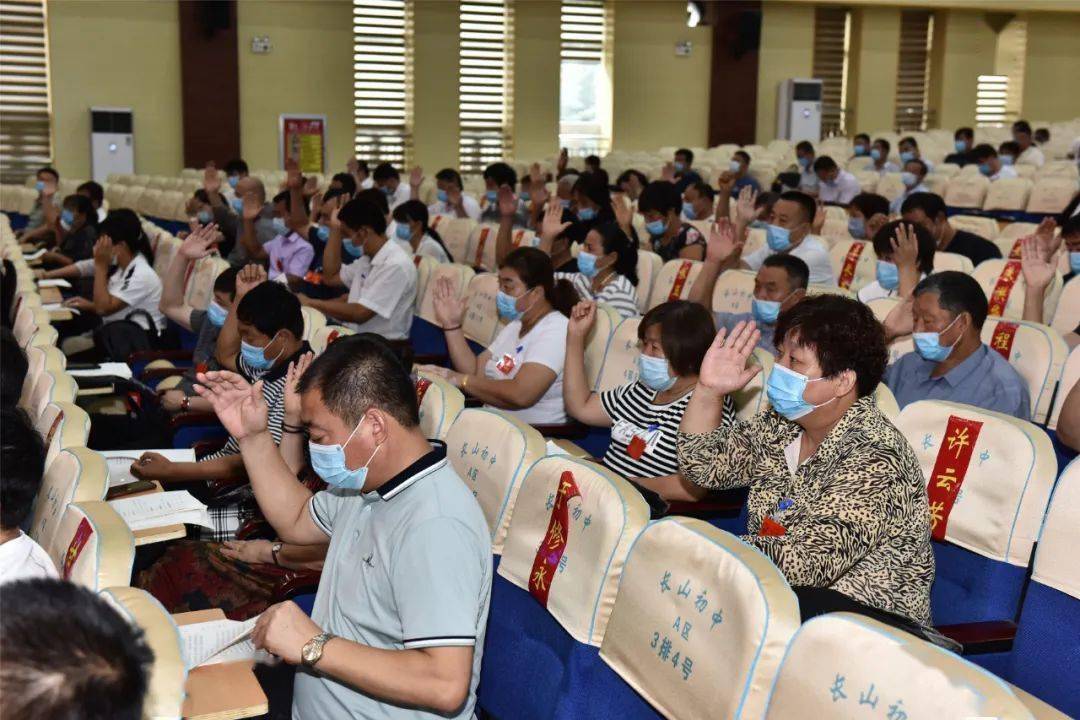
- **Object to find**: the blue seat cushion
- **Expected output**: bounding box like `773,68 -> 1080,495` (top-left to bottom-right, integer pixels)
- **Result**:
930,543 -> 1027,625
1005,582 -> 1080,717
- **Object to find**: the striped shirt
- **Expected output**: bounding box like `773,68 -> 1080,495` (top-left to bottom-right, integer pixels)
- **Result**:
558,271 -> 639,318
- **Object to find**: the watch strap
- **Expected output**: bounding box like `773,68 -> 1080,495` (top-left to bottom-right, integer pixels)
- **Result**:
301,632 -> 336,667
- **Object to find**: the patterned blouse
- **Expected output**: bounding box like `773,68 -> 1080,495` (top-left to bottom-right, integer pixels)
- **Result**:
677,395 -> 935,627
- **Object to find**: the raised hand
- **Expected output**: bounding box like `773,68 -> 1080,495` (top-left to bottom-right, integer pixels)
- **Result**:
92,235 -> 114,267
529,183 -> 550,214
303,175 -> 319,196
557,148 -> 569,174
540,200 -> 571,243
715,171 -> 735,194
567,301 -> 597,339
734,186 -> 759,225
1020,234 -> 1056,290
283,352 -> 314,422
235,263 -> 267,299
530,163 -> 544,187
698,321 -> 762,396
890,223 -> 919,270
346,157 -> 359,175
409,166 -> 424,189
309,191 -> 323,222
811,201 -> 826,234
866,212 -> 888,240
612,192 -> 633,233
447,184 -> 464,209
179,223 -> 218,260
285,157 -> 302,190
1032,217 -> 1060,261
193,370 -> 269,440
242,192 -> 261,222
432,276 -> 466,329
497,185 -> 518,218
329,205 -> 342,231
203,163 -> 221,194
706,218 -> 743,265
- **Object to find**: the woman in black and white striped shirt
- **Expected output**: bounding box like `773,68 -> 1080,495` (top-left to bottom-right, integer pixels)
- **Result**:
563,299 -> 735,516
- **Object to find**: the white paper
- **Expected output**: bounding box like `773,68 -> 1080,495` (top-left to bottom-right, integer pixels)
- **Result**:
37,278 -> 71,288
108,490 -> 212,530
546,439 -> 571,457
101,449 -> 196,487
179,616 -> 259,670
68,362 -> 133,379
43,303 -> 80,315
25,248 -> 46,261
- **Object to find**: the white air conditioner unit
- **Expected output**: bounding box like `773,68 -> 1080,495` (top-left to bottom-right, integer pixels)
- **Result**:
90,107 -> 134,183
776,79 -> 822,143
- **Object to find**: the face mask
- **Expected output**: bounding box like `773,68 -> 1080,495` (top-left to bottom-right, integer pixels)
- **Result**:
645,218 -> 667,237
496,289 -> 527,321
1000,155 -> 1014,166
638,354 -> 676,392
876,261 -> 899,291
520,191 -> 530,202
197,209 -> 212,224
308,414 -> 382,490
913,314 -> 961,363
394,223 -> 412,241
381,185 -> 393,197
749,219 -> 768,230
227,176 -> 240,189
853,145 -> 867,157
271,217 -> 288,235
901,171 -> 918,188
229,197 -> 244,214
821,174 -> 837,187
35,180 -> 45,192
798,156 -> 811,169
60,209 -> 75,230
485,190 -> 498,202
681,202 -> 696,219
437,189 -> 448,203
729,160 -> 742,172
847,217 -> 866,239
751,297 -> 782,325
1070,251 -> 1080,275
240,331 -> 283,373
673,161 -> 686,173
344,235 -> 364,258
560,199 -> 572,209
316,224 -> 330,243
577,207 -> 597,222
577,251 -> 599,279
955,140 -> 967,153
766,223 -> 792,252
206,301 -> 228,328
899,150 -> 915,163
978,163 -> 992,177
870,148 -> 882,161
767,364 -> 834,421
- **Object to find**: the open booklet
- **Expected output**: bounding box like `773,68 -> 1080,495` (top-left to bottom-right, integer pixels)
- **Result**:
102,450 -> 196,487
36,277 -> 71,288
179,616 -> 271,671
43,302 -> 80,315
24,248 -> 46,261
108,490 -> 213,530
67,362 -> 133,379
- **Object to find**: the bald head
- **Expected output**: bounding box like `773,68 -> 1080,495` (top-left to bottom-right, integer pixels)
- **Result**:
236,176 -> 266,204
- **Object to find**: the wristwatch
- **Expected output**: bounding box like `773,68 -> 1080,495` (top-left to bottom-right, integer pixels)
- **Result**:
180,396 -> 190,412
270,541 -> 283,566
300,632 -> 336,667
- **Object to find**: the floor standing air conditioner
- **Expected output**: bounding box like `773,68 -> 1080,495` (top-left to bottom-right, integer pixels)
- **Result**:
91,107 -> 134,184
776,79 -> 822,143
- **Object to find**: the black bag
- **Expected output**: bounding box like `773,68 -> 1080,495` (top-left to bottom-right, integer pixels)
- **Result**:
93,309 -> 159,362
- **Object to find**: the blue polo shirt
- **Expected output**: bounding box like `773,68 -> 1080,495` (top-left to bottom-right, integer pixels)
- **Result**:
884,344 -> 1031,420
295,443 -> 492,719
713,311 -> 777,355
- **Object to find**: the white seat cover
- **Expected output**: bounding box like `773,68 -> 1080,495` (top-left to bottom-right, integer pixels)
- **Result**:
414,254 -> 438,312
308,324 -> 355,355
734,348 -> 773,420
874,382 -> 900,420
932,250 -> 973,274
48,501 -> 134,591
636,250 -> 663,312
414,372 -> 464,442
647,259 -> 704,310
466,223 -> 500,271
1048,345 -> 1079,431
417,263 -> 475,325
944,175 -> 990,209
1031,458 -> 1080,599
1051,276 -> 1078,337
429,216 -> 476,266
593,316 -> 641,394
712,268 -> 756,316
30,446 -> 108,552
829,240 -> 877,292
498,456 -> 649,645
1026,177 -> 1079,214
300,306 -> 327,341
34,401 -> 90,470
972,259 -> 1063,322
585,302 -> 620,392
983,178 -> 1033,212
600,518 -> 799,720
981,318 -> 1068,424
462,272 -> 503,347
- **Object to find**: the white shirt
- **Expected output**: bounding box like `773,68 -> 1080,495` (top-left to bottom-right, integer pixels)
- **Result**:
339,238 -> 417,339
798,168 -> 819,193
484,310 -> 569,425
428,195 -> 481,221
857,273 -> 927,304
743,234 -> 836,286
76,254 -> 166,331
386,183 -> 411,211
1017,145 -> 1045,168
818,170 -> 861,205
394,233 -> 451,264
890,182 -> 929,215
0,531 -> 58,584
872,161 -> 900,175
990,165 -> 1019,181
96,207 -> 107,223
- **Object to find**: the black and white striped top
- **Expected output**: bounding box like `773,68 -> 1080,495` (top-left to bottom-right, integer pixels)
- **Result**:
557,271 -> 639,319
599,380 -> 736,482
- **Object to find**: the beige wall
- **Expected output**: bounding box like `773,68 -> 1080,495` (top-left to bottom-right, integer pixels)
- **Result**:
512,1 -> 561,163
755,2 -> 815,144
236,0 -> 353,172
47,0 -> 183,179
928,10 -> 997,130
412,1 -> 460,171
847,6 -> 900,134
611,0 -> 713,151
1022,12 -> 1080,122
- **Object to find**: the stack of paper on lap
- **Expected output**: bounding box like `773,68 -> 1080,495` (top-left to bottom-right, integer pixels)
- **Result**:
108,491 -> 212,531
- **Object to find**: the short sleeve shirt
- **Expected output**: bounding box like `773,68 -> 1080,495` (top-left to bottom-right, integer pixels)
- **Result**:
396,234 -> 451,264
557,271 -> 638,318
0,531 -> 58,584
77,255 -> 166,331
942,229 -> 1001,267
264,230 -> 315,280
743,234 -> 835,286
338,239 -> 418,339
428,195 -> 482,221
714,311 -> 776,355
651,223 -> 705,263
484,310 -> 569,425
59,225 -> 97,262
818,170 -> 861,205
297,445 -> 491,720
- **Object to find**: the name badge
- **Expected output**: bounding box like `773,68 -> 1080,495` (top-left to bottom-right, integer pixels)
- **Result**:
612,420 -> 661,459
496,353 -> 517,375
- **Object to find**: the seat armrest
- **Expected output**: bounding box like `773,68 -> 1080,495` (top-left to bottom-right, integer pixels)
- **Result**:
936,620 -> 1017,654
532,421 -> 589,439
141,366 -> 189,381
273,570 -> 323,602
127,349 -> 194,364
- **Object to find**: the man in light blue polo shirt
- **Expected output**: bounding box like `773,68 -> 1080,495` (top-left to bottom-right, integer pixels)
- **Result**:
884,272 -> 1030,419
195,335 -> 491,719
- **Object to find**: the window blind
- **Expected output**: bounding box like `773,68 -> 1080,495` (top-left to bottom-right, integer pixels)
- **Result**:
0,0 -> 52,184
353,0 -> 413,167
894,10 -> 934,132
559,0 -> 612,155
811,7 -> 851,138
459,0 -> 513,174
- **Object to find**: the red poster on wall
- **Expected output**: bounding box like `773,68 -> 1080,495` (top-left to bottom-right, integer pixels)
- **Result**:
279,114 -> 326,174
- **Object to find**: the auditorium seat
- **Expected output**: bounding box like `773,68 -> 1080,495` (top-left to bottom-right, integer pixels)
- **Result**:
983,178 -> 1034,214
733,347 -> 773,421
980,318 -> 1068,424
414,262 -> 476,355
875,173 -> 906,203
896,400 -> 1057,629
598,517 -> 800,719
24,320 -> 58,351
29,445 -> 108,555
949,214 -> 1000,240
635,250 -> 662,313
932,250 -> 975,274
762,613 -> 1035,718
994,222 -> 1040,257
972,259 -> 1063,322
462,272 -> 502,348
444,407 -> 545,554
183,253 -> 229,311
307,324 -> 355,354
1050,275 -> 1078,337
413,371 -> 465,442
413,254 -> 438,313
47,500 -> 133,591
479,456 -> 650,720
944,175 -> 991,210
853,170 -> 881,193
430,215 -> 478,263
466,223 -> 501,270
34,401 -> 90,471
1048,346 -> 1079,431
874,382 -> 900,419
28,369 -> 77,423
1026,177 -> 1079,215
646,259 -> 703,310
923,173 -> 950,196
584,302 -> 621,394
806,283 -> 854,299
153,234 -> 182,277
711,268 -> 756,316
20,343 -> 65,409
593,314 -> 641,394
829,239 -> 877,292
299,306 -> 327,342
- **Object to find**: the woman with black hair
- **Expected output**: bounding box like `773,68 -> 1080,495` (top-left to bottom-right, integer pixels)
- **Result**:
391,200 -> 453,263
37,194 -> 98,267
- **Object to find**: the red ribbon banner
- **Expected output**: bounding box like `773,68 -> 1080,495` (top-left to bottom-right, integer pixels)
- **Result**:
667,261 -> 694,301
473,227 -> 491,268
837,243 -> 865,290
415,377 -> 432,405
1008,238 -> 1022,260
62,517 -> 94,580
989,322 -> 1019,360
529,471 -> 581,607
45,409 -> 64,447
430,215 -> 443,230
512,229 -> 528,248
987,261 -> 1022,317
925,415 -> 983,541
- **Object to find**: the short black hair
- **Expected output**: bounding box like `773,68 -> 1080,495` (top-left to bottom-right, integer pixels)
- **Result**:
572,172 -> 613,213
76,181 -> 104,207
971,143 -> 997,162
36,166 -> 58,181
1060,213 -> 1080,240
435,168 -> 464,190
0,578 -> 154,720
873,138 -> 891,154
64,193 -> 98,228
353,159 -> 370,175
224,158 -> 248,176
687,181 -> 715,201
762,254 -> 810,290
914,271 -> 989,330
585,154 -> 601,167
998,141 -> 1020,157
331,172 -> 357,196
1034,128 -> 1050,143
482,162 -> 517,188
854,133 -> 870,144
212,266 -> 237,297
638,301 -> 716,377
812,156 -> 838,173
373,162 -> 399,182
616,169 -> 647,188
872,220 -> 936,275
674,148 -> 694,165
192,188 -> 212,205
638,180 -> 681,216
235,281 -> 303,339
774,295 -> 887,398
100,209 -> 153,264
955,127 -> 974,141
795,141 -> 815,155
354,187 -> 389,217
733,150 -> 750,165
1,328 -> 28,407
593,222 -> 638,286
778,190 -> 816,224
298,333 -> 419,428
900,191 -> 947,220
339,197 -> 388,236
1012,120 -> 1032,136
905,158 -> 928,177
0,407 -> 45,528
755,190 -> 780,212
850,192 -> 889,221
899,136 -> 918,148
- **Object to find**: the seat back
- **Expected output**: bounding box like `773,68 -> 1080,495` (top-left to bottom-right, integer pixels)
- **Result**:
763,613 -> 1033,719
48,500 -> 134,591
829,239 -> 877,291
308,324 -> 355,354
462,272 -> 503,347
733,347 -> 773,421
413,372 -> 465,442
428,215 -> 477,265
445,408 -> 546,554
20,343 -> 65,409
1051,275 -> 1078,337
972,259 -> 1063,322
932,250 -> 974,274
944,174 -> 990,209
413,254 -> 439,312
466,223 -> 500,270
981,318 -> 1068,424
983,178 -> 1034,212
1026,177 -> 1079,214
949,213 -> 999,240
875,173 -> 905,202
593,315 -> 641,394
30,446 -> 109,552
1048,345 -> 1080,431
646,259 -> 704,310
635,250 -> 662,313
299,306 -> 327,342
183,254 -> 229,312
498,456 -> 650,645
600,518 -> 800,720
153,235 -> 182,277
874,382 -> 900,420
866,297 -> 914,364
994,222 -> 1039,257
29,370 -> 77,423
417,263 -> 475,325
34,401 -> 91,471
711,268 -> 757,316
584,303 -> 620,392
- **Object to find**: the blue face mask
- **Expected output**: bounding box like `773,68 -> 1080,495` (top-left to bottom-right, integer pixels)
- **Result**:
496,289 -> 527,321
729,159 -> 742,173
197,209 -> 212,224
519,191 -> 531,202
35,180 -> 45,192
766,223 -> 792,252
577,251 -> 599,279
899,150 -> 915,163
1000,155 -> 1014,166
751,297 -> 782,325
638,354 -> 676,392
381,185 -> 393,197
227,176 -> 240,189
560,199 -> 572,209
766,364 -> 834,421
343,236 -> 364,258
271,217 -> 288,235
681,202 -> 696,219
229,197 -> 244,214
395,223 -> 412,241
240,332 -> 282,373
853,145 -> 867,157
206,301 -> 228,328
870,148 -> 882,161
485,190 -> 498,202
308,415 -> 382,491
876,261 -> 899,291
1070,251 -> 1080,275
60,209 -> 75,229
913,314 -> 961,363
673,161 -> 686,173
978,163 -> 992,177
955,140 -> 967,153
578,207 -> 597,222
798,156 -> 811,169
437,189 -> 449,203
316,224 -> 330,243
847,216 -> 866,239
749,219 -> 768,230
645,218 -> 667,237
901,171 -> 918,188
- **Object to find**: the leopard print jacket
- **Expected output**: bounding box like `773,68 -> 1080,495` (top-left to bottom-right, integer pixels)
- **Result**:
677,395 -> 934,627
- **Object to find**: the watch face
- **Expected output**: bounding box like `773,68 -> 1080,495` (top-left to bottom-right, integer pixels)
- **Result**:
302,640 -> 319,664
